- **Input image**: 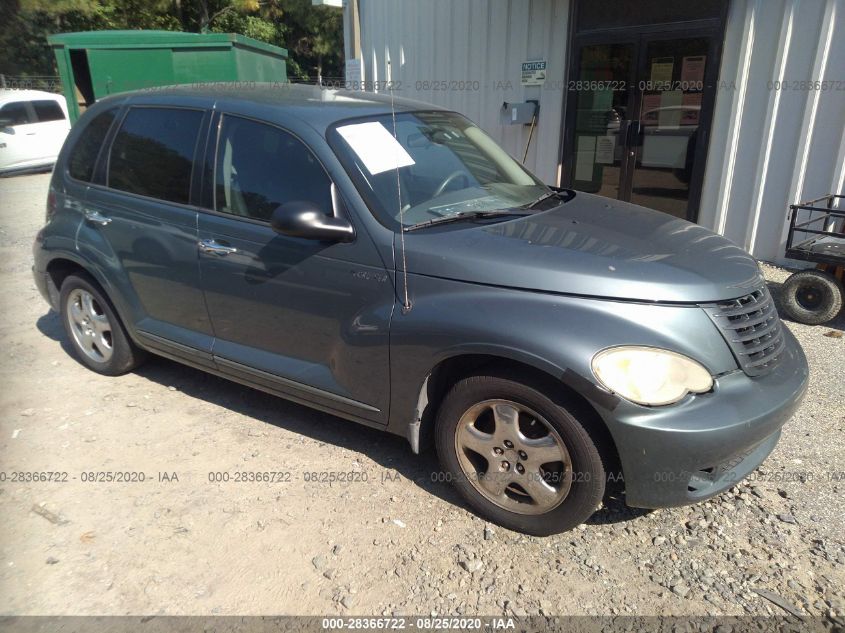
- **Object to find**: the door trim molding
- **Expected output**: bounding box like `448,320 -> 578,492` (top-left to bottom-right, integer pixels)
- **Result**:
214,355 -> 381,414
136,330 -> 214,365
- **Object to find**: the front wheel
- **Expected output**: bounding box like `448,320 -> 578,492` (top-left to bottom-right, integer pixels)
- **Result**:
780,269 -> 844,325
435,373 -> 607,535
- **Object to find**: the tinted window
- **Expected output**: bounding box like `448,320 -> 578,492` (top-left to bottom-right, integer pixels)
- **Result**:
215,115 -> 332,222
32,100 -> 66,122
68,109 -> 116,182
109,107 -> 203,205
0,101 -> 31,126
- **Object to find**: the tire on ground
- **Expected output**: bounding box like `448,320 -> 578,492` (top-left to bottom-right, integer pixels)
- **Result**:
780,270 -> 844,325
59,272 -> 146,376
435,372 -> 607,536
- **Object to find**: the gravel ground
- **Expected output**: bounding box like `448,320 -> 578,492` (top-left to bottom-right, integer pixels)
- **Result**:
0,173 -> 842,619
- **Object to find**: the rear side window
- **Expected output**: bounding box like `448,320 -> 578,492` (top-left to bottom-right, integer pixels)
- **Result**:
108,107 -> 203,205
68,109 -> 116,182
214,115 -> 332,221
0,101 -> 31,126
32,100 -> 66,122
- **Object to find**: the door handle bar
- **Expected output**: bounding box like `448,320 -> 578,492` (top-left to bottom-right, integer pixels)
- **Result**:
83,209 -> 112,226
198,239 -> 238,256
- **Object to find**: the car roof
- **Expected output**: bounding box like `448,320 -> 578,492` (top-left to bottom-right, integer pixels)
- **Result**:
0,89 -> 65,105
110,82 -> 450,133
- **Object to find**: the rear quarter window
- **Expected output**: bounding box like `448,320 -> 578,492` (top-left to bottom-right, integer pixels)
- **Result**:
107,107 -> 204,205
32,100 -> 66,122
68,109 -> 117,183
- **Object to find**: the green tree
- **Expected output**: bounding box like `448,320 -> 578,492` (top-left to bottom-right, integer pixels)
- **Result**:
274,0 -> 343,81
0,0 -> 343,84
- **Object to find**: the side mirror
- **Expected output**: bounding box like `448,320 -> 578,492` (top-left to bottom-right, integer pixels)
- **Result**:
270,201 -> 354,243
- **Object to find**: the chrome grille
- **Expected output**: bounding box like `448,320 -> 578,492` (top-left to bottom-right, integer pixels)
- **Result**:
702,285 -> 785,377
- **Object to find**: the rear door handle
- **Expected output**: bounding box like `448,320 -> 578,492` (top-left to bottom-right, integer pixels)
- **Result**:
198,239 -> 238,256
84,209 -> 112,226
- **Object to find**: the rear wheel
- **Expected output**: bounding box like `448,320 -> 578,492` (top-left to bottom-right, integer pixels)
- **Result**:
435,373 -> 606,535
60,273 -> 146,375
780,270 -> 844,325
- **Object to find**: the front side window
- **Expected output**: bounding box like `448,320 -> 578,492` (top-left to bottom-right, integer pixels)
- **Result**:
32,100 -> 66,122
329,111 -> 549,230
214,115 -> 332,222
0,101 -> 32,127
108,107 -> 203,205
68,108 -> 116,182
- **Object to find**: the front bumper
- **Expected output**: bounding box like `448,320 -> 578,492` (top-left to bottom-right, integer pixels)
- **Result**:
605,326 -> 808,509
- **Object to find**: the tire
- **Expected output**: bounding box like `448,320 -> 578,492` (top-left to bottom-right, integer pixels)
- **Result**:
780,270 -> 844,325
435,372 -> 607,536
59,273 -> 146,375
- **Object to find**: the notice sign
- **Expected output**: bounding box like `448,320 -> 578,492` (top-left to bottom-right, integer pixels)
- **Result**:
521,60 -> 547,86
681,56 -> 706,87
345,58 -> 363,86
681,92 -> 703,125
650,57 -> 674,87
574,135 -> 596,182
595,135 -> 616,165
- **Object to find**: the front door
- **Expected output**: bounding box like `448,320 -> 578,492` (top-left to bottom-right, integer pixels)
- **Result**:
0,100 -> 40,169
197,113 -> 393,424
563,31 -> 722,221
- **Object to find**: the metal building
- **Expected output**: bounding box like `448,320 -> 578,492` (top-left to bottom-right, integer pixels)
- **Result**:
343,0 -> 845,263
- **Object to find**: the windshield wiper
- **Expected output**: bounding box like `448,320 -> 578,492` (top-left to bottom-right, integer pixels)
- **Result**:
521,188 -> 575,210
403,210 -> 525,233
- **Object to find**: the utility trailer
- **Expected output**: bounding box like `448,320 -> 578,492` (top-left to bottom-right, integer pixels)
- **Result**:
781,194 -> 845,325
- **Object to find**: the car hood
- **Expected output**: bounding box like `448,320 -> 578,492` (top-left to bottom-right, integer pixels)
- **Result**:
402,193 -> 763,303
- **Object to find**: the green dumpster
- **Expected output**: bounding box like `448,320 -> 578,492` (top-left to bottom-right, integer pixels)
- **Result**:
48,30 -> 288,123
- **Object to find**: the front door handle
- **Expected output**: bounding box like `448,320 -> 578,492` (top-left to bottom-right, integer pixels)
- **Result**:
198,239 -> 238,256
84,209 -> 111,226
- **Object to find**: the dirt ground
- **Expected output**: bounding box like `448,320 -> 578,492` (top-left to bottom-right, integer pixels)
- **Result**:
0,172 -> 843,618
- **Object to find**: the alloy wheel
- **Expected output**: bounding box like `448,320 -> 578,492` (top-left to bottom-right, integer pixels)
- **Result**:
67,288 -> 114,363
454,399 -> 572,514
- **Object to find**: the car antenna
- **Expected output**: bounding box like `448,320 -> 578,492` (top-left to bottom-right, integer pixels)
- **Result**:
389,60 -> 412,313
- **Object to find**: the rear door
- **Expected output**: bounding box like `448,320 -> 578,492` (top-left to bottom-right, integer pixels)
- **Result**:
30,98 -> 71,162
196,113 -> 393,424
78,105 -> 215,365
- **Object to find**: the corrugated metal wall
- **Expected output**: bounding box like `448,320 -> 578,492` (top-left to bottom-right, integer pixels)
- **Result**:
350,0 -> 845,263
699,0 -> 845,262
352,0 -> 570,185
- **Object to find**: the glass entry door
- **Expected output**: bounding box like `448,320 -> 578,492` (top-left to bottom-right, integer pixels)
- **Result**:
563,32 -> 719,221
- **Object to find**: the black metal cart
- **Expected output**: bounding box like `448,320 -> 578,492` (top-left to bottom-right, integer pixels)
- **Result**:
781,194 -> 845,325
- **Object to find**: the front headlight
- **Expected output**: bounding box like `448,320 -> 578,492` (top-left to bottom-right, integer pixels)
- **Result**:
591,346 -> 713,406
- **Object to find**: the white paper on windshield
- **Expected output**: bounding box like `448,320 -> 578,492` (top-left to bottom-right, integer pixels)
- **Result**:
336,121 -> 415,175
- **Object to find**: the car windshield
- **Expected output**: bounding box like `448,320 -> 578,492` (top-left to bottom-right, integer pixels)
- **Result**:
329,111 -> 550,230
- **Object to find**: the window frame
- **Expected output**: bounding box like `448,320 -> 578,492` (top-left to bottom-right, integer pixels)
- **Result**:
199,111 -> 341,228
101,104 -> 209,208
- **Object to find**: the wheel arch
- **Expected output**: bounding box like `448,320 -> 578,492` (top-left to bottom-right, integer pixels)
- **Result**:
45,255 -> 134,334
407,351 -> 622,480
45,256 -> 88,305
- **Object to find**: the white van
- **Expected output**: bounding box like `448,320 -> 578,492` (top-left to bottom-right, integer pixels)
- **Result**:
0,90 -> 71,175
